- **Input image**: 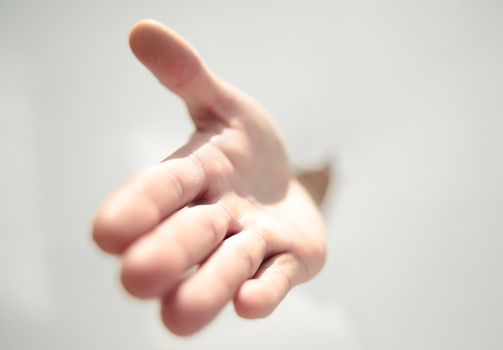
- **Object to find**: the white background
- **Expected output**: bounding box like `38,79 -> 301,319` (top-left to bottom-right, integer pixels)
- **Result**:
1,0 -> 502,349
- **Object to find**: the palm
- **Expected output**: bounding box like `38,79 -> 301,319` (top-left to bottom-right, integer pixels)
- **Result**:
93,19 -> 325,336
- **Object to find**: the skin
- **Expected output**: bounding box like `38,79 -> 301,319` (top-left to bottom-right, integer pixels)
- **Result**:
92,19 -> 327,336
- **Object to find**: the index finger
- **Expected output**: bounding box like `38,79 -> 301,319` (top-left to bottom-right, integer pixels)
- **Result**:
92,155 -> 206,254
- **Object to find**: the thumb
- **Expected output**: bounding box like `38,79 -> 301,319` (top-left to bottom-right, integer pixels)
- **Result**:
129,19 -> 234,126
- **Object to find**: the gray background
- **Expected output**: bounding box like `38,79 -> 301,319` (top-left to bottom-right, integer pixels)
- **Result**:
1,0 -> 502,349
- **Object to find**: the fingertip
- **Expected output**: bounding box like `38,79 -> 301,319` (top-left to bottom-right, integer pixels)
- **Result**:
233,279 -> 278,319
92,193 -> 160,255
127,18 -> 201,91
92,205 -> 129,255
120,236 -> 181,299
129,18 -> 163,32
160,286 -> 218,336
128,18 -> 164,52
120,241 -> 157,299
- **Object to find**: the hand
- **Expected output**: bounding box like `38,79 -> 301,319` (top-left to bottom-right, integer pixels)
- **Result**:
92,19 -> 326,336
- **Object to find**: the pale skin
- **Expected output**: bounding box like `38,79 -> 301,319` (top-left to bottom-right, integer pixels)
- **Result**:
92,19 -> 328,336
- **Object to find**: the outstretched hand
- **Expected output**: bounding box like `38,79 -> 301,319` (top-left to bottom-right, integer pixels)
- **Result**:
93,19 -> 326,336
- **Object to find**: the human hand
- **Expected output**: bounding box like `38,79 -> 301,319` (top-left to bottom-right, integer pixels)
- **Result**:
92,19 -> 326,336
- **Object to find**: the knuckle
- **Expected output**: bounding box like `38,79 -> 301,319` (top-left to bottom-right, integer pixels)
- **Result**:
197,207 -> 222,244
232,241 -> 256,277
164,169 -> 185,204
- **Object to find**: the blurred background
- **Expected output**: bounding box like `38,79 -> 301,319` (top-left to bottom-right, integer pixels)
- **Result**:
1,0 -> 502,349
